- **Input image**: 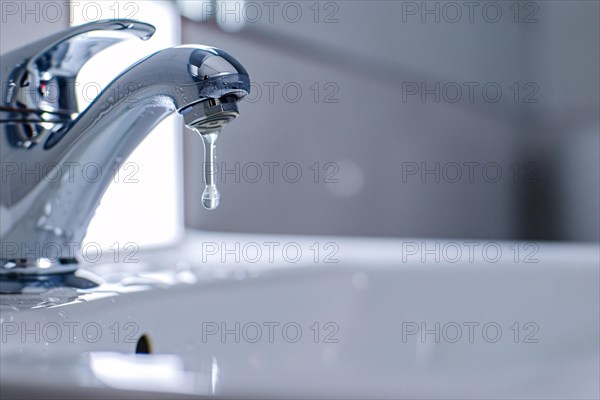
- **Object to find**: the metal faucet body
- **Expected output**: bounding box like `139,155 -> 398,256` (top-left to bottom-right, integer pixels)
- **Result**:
0,20 -> 250,275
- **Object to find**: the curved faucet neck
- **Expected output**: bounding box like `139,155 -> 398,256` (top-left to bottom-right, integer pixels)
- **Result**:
0,42 -> 250,274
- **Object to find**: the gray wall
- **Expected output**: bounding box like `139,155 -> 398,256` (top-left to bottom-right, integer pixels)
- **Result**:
0,1 -> 68,53
183,1 -> 599,241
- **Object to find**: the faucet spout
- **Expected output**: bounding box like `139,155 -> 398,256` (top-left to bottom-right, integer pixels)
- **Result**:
0,30 -> 250,274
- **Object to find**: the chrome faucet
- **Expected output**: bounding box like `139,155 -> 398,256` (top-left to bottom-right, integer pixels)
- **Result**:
0,20 -> 250,279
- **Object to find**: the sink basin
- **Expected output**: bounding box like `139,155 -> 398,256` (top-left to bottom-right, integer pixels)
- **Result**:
1,231 -> 598,399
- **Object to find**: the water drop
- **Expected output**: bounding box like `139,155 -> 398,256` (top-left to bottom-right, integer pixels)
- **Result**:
199,131 -> 221,210
202,185 -> 220,210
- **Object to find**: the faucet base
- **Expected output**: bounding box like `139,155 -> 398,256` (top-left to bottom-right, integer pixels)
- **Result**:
0,259 -> 79,276
0,266 -> 101,294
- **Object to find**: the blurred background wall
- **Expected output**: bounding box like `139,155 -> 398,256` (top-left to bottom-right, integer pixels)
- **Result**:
0,2 -> 68,52
2,1 -> 598,242
182,1 -> 599,242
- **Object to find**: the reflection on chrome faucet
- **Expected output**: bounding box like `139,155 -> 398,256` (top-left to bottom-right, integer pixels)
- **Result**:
0,19 -> 250,277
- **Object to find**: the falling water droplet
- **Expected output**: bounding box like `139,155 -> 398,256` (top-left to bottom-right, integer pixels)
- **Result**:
202,186 -> 220,210
199,131 -> 221,210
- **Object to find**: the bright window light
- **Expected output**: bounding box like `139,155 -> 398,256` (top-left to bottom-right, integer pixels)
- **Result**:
71,1 -> 183,249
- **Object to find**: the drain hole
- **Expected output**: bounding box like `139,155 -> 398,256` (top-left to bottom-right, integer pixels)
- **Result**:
135,334 -> 152,354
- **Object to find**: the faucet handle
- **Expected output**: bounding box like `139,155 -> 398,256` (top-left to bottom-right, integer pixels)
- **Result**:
2,19 -> 155,117
1,19 -> 155,148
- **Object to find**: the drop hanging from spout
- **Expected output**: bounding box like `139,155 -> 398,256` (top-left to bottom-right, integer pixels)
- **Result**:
199,130 -> 220,210
182,96 -> 242,211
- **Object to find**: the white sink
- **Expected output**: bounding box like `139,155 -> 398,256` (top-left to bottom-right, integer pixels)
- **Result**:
1,231 -> 598,399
